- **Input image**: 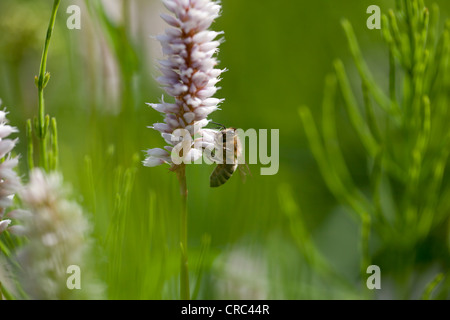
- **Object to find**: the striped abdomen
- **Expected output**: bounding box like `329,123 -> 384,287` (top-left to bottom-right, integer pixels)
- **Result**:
210,163 -> 238,188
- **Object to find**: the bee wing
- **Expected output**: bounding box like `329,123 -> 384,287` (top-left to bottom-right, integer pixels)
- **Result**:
238,162 -> 251,184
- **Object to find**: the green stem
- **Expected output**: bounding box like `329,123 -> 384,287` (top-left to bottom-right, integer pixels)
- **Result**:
51,117 -> 59,170
26,120 -> 34,172
422,273 -> 445,300
361,214 -> 371,291
389,50 -> 397,105
176,165 -> 190,300
36,0 -> 61,168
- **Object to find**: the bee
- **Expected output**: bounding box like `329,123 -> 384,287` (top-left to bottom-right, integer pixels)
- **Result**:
209,124 -> 250,188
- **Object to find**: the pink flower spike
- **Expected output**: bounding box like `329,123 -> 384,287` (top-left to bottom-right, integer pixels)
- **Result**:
145,0 -> 224,168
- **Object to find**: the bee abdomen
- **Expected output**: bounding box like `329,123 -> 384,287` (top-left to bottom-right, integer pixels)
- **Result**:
210,164 -> 237,188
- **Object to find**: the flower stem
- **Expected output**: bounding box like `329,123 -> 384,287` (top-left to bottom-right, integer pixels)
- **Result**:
176,164 -> 190,300
26,120 -> 34,172
36,0 -> 61,169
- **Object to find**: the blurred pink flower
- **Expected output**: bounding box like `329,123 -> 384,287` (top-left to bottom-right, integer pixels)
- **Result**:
0,102 -> 21,236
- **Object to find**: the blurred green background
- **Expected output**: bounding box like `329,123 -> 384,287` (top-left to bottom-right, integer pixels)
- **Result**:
0,0 -> 449,299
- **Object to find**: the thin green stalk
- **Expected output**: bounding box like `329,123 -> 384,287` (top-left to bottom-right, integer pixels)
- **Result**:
26,120 -> 34,172
192,234 -> 211,300
389,50 -> 398,106
341,20 -> 398,116
278,184 -> 358,295
176,165 -> 190,300
40,115 -> 50,171
403,0 -> 416,71
85,156 -> 97,216
422,273 -> 445,300
50,117 -> 59,170
36,0 -> 61,169
334,59 -> 406,182
0,281 -> 14,300
334,60 -> 379,157
299,106 -> 370,220
360,214 -> 371,285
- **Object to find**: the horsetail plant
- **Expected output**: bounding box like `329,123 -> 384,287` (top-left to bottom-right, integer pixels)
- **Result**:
300,0 -> 450,298
31,0 -> 61,172
144,0 -> 224,300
